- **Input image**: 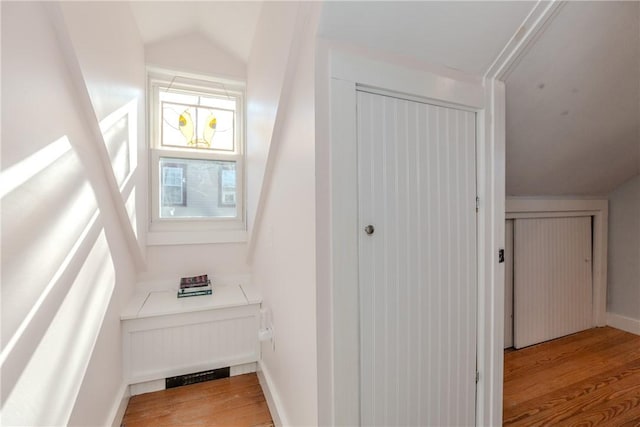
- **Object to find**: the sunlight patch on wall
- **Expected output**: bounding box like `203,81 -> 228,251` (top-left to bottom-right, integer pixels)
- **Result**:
99,99 -> 140,238
99,99 -> 138,191
102,114 -> 131,185
1,229 -> 116,426
1,137 -> 99,350
126,188 -> 137,238
0,136 -> 72,199
0,208 -> 100,366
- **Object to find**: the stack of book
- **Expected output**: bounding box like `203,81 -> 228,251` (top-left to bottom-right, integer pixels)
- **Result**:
177,274 -> 212,298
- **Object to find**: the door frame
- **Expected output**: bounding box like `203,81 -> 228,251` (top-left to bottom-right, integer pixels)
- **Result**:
505,197 -> 609,327
320,47 -> 506,426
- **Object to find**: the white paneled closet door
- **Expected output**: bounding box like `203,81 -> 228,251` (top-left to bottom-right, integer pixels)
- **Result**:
514,217 -> 593,349
357,90 -> 477,426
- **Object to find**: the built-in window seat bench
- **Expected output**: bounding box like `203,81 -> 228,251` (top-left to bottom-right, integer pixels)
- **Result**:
121,282 -> 261,395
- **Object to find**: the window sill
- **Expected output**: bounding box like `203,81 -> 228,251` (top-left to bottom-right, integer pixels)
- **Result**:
147,229 -> 247,246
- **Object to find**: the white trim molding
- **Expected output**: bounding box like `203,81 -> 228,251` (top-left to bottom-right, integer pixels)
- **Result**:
476,77 -> 506,427
130,379 -> 165,397
109,382 -> 130,427
484,0 -> 565,80
476,2 -> 564,424
146,229 -> 247,246
607,312 -> 640,336
256,361 -> 286,427
506,197 -> 609,327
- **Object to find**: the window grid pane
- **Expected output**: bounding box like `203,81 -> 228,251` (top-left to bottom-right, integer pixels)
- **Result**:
161,164 -> 186,206
161,101 -> 235,151
159,157 -> 237,219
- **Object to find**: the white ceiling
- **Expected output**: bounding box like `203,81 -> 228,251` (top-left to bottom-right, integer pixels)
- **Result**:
318,1 -> 535,75
506,1 -> 640,196
129,1 -> 263,63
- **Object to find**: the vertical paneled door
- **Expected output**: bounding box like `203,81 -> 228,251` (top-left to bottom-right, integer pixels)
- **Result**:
357,90 -> 477,426
513,217 -> 593,349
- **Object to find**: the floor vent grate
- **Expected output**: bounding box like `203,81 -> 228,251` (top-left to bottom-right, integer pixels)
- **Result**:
166,367 -> 230,389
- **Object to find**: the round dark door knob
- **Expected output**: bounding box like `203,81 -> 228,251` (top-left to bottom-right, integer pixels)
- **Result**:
364,225 -> 375,235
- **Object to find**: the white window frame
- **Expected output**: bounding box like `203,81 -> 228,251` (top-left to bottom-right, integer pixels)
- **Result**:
147,68 -> 246,245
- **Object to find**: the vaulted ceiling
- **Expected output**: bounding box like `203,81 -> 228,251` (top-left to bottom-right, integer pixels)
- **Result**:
128,1 -> 640,196
319,1 -> 535,75
129,1 -> 262,63
505,1 -> 639,196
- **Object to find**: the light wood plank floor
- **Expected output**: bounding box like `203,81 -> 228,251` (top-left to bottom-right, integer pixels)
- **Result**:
122,373 -> 273,427
504,326 -> 640,426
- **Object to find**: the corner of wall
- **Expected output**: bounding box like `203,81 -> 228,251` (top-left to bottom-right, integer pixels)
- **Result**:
244,1 -> 302,252
606,174 -> 640,322
248,3 -> 320,425
606,312 -> 640,336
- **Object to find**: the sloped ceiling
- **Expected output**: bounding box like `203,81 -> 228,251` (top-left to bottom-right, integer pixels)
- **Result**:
319,1 -> 535,75
319,1 -> 640,196
129,1 -> 262,63
128,1 -> 639,196
506,1 -> 640,196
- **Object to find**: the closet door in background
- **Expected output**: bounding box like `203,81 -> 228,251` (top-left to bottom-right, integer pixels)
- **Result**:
514,216 -> 593,349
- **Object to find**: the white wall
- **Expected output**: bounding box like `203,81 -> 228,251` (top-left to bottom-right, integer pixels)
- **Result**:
607,174 -> 640,321
56,2 -> 148,424
249,3 -> 319,425
1,2 -> 143,425
245,2 -> 301,240
140,243 -> 250,284
138,29 -> 251,285
145,32 -> 246,80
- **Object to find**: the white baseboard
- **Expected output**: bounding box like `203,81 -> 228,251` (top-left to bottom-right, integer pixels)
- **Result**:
130,379 -> 165,396
109,382 -> 130,427
257,361 -> 288,427
607,312 -> 640,336
230,362 -> 257,376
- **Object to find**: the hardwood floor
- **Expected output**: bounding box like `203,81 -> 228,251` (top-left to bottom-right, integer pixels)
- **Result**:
122,373 -> 274,427
504,327 -> 640,426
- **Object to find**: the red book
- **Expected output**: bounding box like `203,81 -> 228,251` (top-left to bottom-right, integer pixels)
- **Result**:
179,274 -> 209,289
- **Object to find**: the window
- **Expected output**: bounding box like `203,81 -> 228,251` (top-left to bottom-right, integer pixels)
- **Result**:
161,161 -> 186,207
149,70 -> 245,241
